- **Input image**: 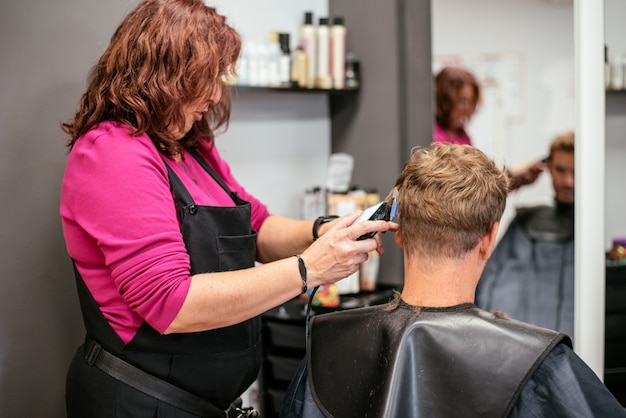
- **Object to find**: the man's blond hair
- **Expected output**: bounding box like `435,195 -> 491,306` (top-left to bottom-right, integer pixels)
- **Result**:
391,143 -> 508,260
549,130 -> 574,158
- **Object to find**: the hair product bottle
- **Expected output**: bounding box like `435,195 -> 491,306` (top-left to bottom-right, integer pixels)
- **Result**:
300,11 -> 316,89
278,33 -> 292,87
247,40 -> 259,86
236,42 -> 249,86
267,32 -> 282,87
315,17 -> 332,89
292,46 -> 308,88
345,52 -> 360,89
610,53 -> 623,90
331,16 -> 346,89
256,41 -> 269,87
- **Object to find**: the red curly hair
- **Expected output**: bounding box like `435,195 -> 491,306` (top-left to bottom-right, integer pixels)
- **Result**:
62,0 -> 241,156
434,66 -> 481,131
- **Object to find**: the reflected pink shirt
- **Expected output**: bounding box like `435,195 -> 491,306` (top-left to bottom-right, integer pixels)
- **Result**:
60,122 -> 270,343
433,124 -> 473,146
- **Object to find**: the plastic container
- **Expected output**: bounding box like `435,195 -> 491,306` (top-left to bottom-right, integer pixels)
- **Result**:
300,12 -> 316,89
331,16 -> 346,89
315,17 -> 332,89
278,33 -> 292,87
608,237 -> 626,264
345,52 -> 360,89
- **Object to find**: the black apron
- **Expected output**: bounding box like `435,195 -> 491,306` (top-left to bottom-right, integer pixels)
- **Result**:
66,148 -> 261,417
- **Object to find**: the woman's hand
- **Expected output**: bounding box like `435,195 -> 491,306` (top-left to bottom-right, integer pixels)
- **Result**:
508,160 -> 546,191
301,211 -> 398,288
167,211 -> 397,333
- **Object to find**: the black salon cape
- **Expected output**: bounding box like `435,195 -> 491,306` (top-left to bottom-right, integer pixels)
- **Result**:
282,344 -> 625,417
476,203 -> 575,337
280,303 -> 626,418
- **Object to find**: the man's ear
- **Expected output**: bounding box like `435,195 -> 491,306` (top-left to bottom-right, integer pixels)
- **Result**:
394,216 -> 404,249
479,221 -> 499,260
395,229 -> 404,249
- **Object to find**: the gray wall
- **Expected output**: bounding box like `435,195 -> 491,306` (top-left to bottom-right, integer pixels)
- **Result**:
0,1 -> 134,416
330,0 -> 433,286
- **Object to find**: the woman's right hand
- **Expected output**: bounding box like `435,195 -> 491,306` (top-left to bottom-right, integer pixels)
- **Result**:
301,211 -> 398,288
167,212 -> 397,333
508,160 -> 546,190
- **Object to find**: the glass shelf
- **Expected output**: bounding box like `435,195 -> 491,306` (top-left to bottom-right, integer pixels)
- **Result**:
229,85 -> 359,95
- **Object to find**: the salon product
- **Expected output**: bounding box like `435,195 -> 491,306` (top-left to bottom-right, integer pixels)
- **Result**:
278,33 -> 292,87
331,16 -> 346,89
326,152 -> 353,193
292,46 -> 308,88
327,191 -> 361,295
345,52 -> 360,89
610,53 -> 623,90
267,34 -> 282,87
608,238 -> 626,264
300,12 -> 316,89
360,250 -> 379,291
303,186 -> 326,219
246,41 -> 259,86
359,191 -> 382,291
315,18 -> 332,89
236,42 -> 249,86
256,42 -> 269,87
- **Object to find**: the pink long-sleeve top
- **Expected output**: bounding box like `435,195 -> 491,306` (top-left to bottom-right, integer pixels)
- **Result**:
60,121 -> 270,343
433,124 -> 473,146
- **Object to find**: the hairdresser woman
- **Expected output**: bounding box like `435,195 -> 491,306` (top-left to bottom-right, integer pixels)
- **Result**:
60,1 -> 396,417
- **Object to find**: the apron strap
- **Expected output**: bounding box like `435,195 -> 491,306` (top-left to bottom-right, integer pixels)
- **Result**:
84,336 -> 228,417
161,147 -> 239,209
187,147 -> 237,200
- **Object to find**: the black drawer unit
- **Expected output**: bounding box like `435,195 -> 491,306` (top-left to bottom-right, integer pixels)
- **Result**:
605,264 -> 626,406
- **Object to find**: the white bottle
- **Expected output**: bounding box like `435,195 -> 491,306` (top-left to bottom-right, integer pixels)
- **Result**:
611,53 -> 623,90
315,17 -> 332,89
236,42 -> 249,86
267,40 -> 282,87
331,16 -> 346,89
247,40 -> 259,87
256,42 -> 269,87
300,12 -> 316,89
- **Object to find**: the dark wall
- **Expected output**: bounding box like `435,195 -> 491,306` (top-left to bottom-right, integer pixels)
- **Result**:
330,0 -> 433,286
0,1 -> 132,416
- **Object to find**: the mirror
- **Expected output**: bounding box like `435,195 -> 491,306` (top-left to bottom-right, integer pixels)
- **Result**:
431,0 -> 574,231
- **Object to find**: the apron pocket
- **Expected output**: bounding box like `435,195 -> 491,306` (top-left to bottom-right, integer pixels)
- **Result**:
216,233 -> 256,271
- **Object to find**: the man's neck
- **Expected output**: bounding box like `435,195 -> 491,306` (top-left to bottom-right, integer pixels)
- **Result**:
400,257 -> 481,308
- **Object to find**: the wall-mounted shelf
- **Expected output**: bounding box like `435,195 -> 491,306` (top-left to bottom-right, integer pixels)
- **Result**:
229,85 -> 359,95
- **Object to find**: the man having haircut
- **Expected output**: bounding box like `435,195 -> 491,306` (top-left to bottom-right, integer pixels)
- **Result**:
282,142 -> 624,418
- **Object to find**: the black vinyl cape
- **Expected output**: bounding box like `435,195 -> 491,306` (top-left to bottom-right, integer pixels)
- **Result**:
281,301 -> 626,417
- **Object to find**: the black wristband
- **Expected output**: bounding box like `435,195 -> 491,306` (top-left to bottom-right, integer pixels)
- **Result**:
312,215 -> 339,240
294,254 -> 307,294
